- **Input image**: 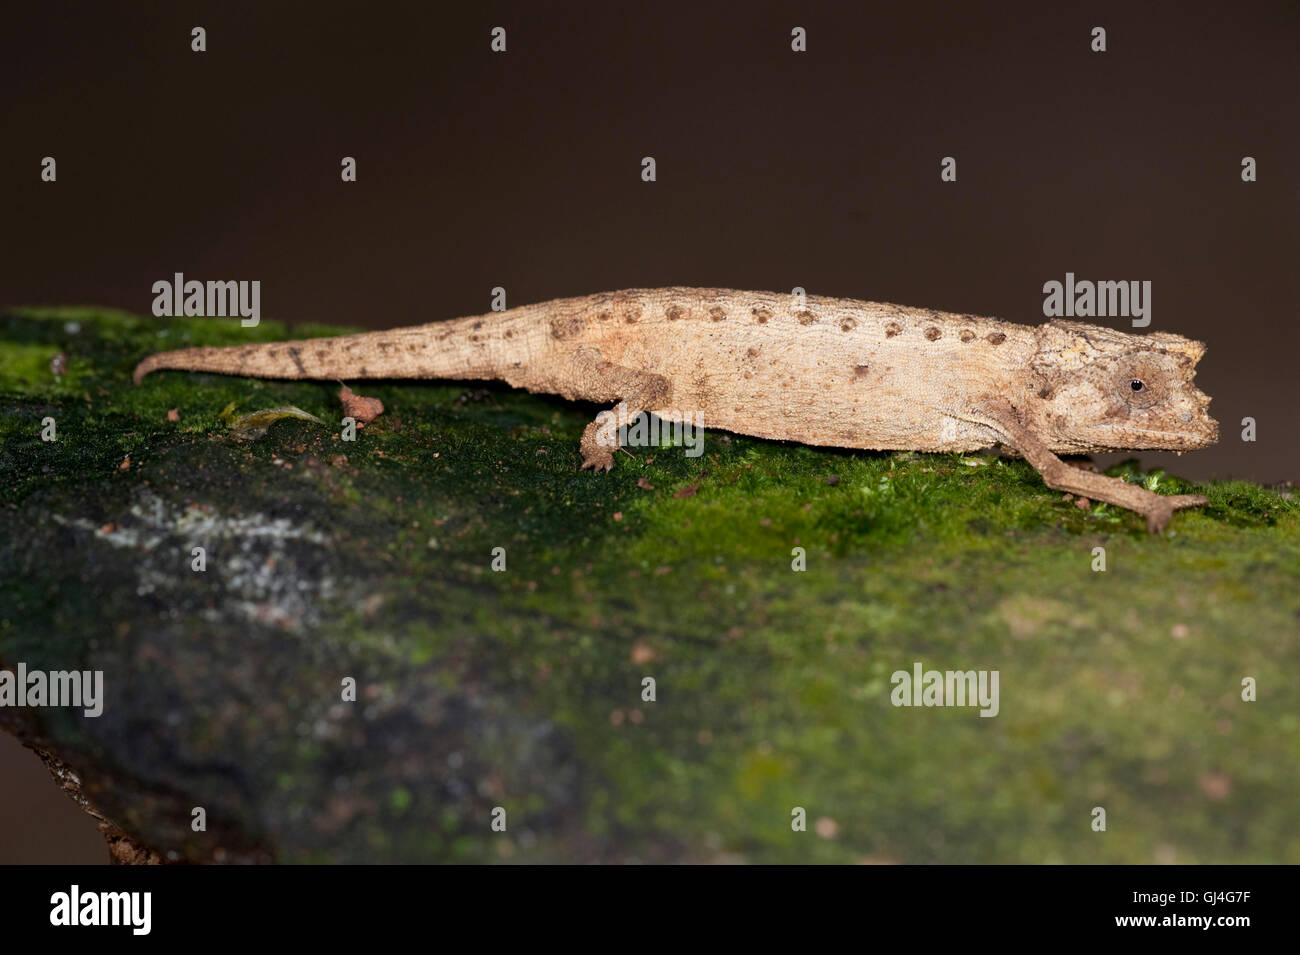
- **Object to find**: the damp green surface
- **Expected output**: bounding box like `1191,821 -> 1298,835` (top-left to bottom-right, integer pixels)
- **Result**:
1,307 -> 1297,863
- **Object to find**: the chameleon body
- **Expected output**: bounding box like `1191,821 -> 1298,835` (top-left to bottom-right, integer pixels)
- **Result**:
134,287 -> 1219,531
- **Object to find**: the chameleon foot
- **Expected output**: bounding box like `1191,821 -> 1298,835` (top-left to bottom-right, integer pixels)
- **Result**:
977,399 -> 1212,534
1141,493 -> 1209,534
579,421 -> 616,472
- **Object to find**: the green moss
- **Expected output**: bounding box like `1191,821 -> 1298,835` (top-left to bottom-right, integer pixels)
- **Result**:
1,306 -> 1297,864
0,342 -> 83,396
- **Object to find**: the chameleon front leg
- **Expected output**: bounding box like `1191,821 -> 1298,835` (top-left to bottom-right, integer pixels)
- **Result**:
554,349 -> 672,472
975,399 -> 1208,533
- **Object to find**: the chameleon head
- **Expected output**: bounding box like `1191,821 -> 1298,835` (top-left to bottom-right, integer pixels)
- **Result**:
1029,320 -> 1218,453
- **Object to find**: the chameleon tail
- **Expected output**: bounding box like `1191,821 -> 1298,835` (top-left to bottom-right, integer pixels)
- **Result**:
132,318 -> 525,384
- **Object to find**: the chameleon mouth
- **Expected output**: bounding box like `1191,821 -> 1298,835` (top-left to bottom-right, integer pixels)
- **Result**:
1104,417 -> 1219,450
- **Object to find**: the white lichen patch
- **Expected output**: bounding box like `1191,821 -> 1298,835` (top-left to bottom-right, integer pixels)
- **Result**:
52,489 -> 340,631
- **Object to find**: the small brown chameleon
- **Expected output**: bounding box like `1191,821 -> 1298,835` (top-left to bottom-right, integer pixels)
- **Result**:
134,288 -> 1218,532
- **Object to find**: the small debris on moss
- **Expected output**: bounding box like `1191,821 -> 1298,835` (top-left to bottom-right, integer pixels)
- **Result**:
339,384 -> 384,426
220,402 -> 325,439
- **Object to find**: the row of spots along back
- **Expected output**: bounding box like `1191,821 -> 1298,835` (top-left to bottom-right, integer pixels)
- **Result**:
884,319 -> 1005,345
579,295 -> 1011,346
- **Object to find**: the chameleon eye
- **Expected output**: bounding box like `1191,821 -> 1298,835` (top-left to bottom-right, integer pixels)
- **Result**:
1114,359 -> 1162,408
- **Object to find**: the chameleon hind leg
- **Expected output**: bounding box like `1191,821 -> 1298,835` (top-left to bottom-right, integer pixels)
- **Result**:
553,349 -> 671,472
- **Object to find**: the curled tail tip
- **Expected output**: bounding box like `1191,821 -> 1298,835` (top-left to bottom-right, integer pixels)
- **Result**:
133,354 -> 159,385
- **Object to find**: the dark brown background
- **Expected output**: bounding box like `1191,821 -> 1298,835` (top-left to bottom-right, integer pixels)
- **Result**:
2,1 -> 1296,862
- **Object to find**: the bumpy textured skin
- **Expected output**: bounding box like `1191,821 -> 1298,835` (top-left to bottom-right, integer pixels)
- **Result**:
134,288 -> 1219,531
